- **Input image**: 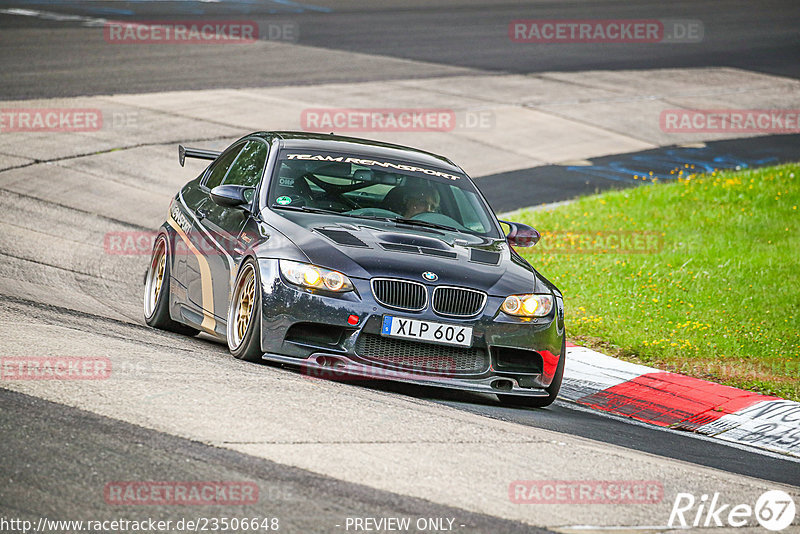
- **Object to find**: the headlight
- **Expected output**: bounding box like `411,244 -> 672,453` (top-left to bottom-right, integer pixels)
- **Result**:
501,294 -> 553,317
279,260 -> 354,292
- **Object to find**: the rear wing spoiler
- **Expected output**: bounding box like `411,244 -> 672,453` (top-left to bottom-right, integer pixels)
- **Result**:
178,144 -> 221,167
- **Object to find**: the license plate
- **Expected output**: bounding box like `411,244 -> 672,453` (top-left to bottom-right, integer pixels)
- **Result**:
381,316 -> 473,348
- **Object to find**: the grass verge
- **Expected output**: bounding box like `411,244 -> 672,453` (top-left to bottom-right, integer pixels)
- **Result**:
513,162 -> 800,401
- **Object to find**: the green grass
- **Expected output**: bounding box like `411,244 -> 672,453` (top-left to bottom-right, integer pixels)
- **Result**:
512,162 -> 800,401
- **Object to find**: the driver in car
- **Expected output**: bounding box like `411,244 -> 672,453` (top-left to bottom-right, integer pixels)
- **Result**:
401,186 -> 440,218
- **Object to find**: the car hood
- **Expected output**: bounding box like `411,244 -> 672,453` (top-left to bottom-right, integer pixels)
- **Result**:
267,211 -> 549,296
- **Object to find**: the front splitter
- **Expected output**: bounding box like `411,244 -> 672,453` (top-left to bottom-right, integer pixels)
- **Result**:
261,352 -> 550,397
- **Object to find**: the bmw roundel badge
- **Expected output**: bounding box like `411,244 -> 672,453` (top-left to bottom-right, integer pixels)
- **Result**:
422,271 -> 438,282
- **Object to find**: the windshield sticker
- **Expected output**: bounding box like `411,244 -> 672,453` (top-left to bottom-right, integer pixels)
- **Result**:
285,153 -> 461,181
276,196 -> 292,205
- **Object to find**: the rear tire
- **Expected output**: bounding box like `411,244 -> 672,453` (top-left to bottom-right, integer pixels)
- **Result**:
497,337 -> 566,408
227,258 -> 263,362
143,235 -> 199,336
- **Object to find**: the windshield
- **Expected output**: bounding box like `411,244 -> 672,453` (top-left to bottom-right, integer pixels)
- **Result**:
267,150 -> 500,237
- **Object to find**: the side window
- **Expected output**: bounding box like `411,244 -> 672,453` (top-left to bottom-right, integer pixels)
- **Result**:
204,143 -> 245,190
452,186 -> 491,234
223,141 -> 268,188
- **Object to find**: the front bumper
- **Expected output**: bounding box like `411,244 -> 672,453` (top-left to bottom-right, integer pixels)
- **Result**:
256,259 -> 565,396
261,351 -> 552,397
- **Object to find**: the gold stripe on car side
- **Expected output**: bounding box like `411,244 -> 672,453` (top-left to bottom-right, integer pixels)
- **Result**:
167,217 -> 217,333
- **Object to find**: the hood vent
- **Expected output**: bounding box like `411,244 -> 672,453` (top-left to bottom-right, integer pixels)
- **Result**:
378,232 -> 449,250
316,228 -> 369,248
381,243 -> 419,253
470,249 -> 501,265
380,243 -> 457,259
419,247 -> 457,259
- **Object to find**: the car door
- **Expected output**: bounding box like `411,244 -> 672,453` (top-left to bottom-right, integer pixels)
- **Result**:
183,142 -> 246,318
194,139 -> 269,321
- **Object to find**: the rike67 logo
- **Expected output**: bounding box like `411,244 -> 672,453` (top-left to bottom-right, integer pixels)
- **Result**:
669,490 -> 796,531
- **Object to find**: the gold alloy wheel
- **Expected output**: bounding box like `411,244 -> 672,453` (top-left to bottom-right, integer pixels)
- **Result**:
144,238 -> 167,318
229,264 -> 256,349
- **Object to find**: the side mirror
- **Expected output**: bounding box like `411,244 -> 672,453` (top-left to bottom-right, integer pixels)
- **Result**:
210,185 -> 253,208
501,220 -> 540,247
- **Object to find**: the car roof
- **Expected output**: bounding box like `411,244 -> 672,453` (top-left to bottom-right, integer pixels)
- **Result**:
248,131 -> 465,174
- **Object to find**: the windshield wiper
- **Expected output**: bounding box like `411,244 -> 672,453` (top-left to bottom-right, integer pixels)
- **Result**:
272,204 -> 395,223
271,205 -> 456,232
389,217 -> 457,232
271,204 -> 346,216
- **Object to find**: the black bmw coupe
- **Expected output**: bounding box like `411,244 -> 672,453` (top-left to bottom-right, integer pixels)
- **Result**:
144,132 -> 566,407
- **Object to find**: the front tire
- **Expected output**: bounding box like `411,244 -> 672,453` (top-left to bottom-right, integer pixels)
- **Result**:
143,235 -> 199,336
497,337 -> 566,408
227,258 -> 263,362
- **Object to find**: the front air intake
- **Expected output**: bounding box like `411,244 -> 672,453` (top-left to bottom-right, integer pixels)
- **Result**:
432,286 -> 487,317
371,278 -> 427,312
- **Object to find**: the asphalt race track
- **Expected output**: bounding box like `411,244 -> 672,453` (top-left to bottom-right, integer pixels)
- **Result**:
1,1 -> 799,532
1,0 -> 799,98
0,388 -> 547,534
481,133 -> 800,212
